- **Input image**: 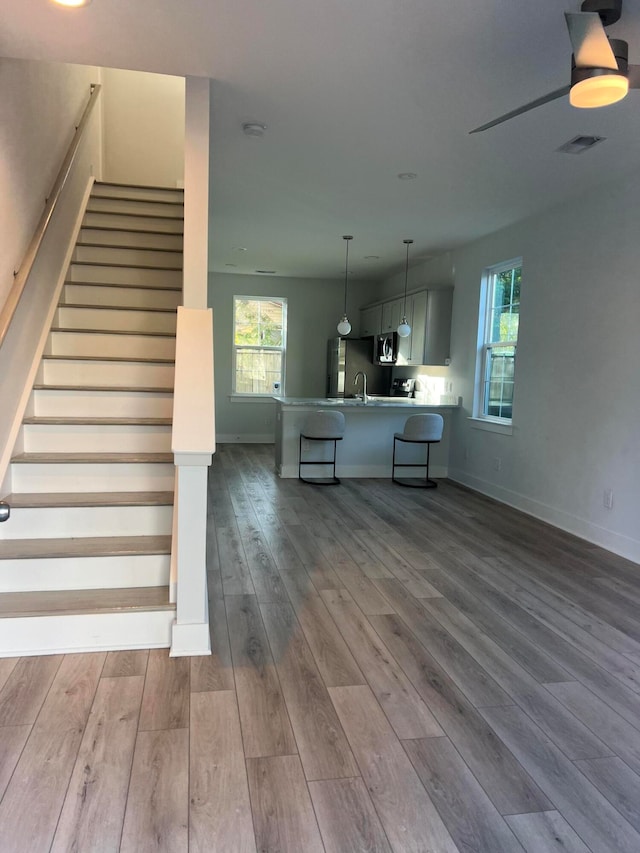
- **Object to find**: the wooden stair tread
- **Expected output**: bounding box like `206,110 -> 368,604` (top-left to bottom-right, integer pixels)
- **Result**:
94,181 -> 184,193
90,194 -> 184,207
60,302 -> 177,314
64,280 -> 182,292
0,535 -> 171,560
41,354 -> 175,364
85,208 -> 183,222
50,327 -> 176,338
33,383 -> 174,393
2,491 -> 174,508
70,260 -> 182,271
0,586 -> 173,618
75,241 -> 182,253
11,451 -> 173,463
23,416 -> 172,426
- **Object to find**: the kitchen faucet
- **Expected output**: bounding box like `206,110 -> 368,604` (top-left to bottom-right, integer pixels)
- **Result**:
354,371 -> 368,403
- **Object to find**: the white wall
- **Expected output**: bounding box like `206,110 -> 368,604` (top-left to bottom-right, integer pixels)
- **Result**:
101,69 -> 184,187
208,272 -> 376,440
0,58 -> 101,310
0,58 -> 102,491
447,170 -> 640,563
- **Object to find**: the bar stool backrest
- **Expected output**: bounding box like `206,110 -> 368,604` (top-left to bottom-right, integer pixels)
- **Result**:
402,414 -> 444,442
302,411 -> 346,439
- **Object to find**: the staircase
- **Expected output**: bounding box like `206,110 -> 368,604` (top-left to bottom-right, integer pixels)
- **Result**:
0,182 -> 184,656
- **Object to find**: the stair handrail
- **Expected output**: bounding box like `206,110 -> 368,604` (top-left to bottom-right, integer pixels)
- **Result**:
0,82 -> 102,350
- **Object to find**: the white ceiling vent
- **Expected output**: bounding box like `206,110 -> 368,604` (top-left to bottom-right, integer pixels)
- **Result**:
557,135 -> 606,155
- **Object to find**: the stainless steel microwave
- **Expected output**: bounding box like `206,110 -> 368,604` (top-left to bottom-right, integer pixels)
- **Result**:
374,332 -> 398,365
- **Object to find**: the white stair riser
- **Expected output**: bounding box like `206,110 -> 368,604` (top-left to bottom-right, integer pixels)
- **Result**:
63,283 -> 181,310
48,331 -> 176,360
82,212 -> 183,233
0,505 -> 173,540
23,423 -> 172,453
0,554 -> 170,593
56,306 -> 176,334
73,245 -> 183,268
88,197 -> 184,218
79,227 -> 183,249
0,610 -> 174,657
69,263 -> 182,287
32,389 -> 173,418
11,462 -> 175,492
94,185 -> 184,203
40,359 -> 174,389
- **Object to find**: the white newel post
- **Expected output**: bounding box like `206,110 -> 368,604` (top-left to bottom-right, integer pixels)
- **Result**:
170,75 -> 215,656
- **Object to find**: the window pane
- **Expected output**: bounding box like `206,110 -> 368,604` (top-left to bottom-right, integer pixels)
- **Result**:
234,299 -> 284,346
489,266 -> 521,344
484,346 -> 515,418
235,348 -> 283,394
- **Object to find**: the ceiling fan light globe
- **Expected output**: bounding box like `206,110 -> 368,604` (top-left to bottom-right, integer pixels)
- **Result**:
337,317 -> 352,336
397,320 -> 411,338
570,73 -> 628,108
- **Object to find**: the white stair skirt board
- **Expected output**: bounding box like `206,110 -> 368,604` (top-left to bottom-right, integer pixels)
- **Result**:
39,358 -> 175,389
94,184 -> 184,203
32,388 -> 173,418
87,197 -> 184,218
0,504 -> 173,539
56,306 -> 177,334
0,609 -> 174,657
47,331 -> 176,360
23,422 -> 172,453
63,283 -> 181,309
78,228 -> 184,251
11,461 -> 175,492
0,554 -> 170,592
170,621 -> 211,657
73,245 -> 183,268
68,263 -> 182,286
82,211 -> 184,234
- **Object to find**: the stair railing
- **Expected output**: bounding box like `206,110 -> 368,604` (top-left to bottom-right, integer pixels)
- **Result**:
0,83 -> 102,350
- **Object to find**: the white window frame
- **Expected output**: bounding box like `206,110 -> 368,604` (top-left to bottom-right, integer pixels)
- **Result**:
473,258 -> 521,427
232,295 -> 287,397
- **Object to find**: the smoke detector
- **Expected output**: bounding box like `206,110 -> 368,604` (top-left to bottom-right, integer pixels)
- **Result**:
242,122 -> 267,138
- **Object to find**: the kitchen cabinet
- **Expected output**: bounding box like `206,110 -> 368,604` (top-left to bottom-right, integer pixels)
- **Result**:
360,304 -> 382,337
363,287 -> 453,365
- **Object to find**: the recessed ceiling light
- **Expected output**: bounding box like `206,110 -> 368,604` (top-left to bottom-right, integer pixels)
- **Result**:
256,270 -> 276,274
233,246 -> 247,252
225,263 -> 237,267
397,172 -> 418,180
364,255 -> 380,260
51,0 -> 92,6
242,122 -> 267,138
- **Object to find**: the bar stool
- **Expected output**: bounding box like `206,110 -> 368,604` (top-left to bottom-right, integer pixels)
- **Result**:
392,413 -> 443,488
299,411 -> 346,485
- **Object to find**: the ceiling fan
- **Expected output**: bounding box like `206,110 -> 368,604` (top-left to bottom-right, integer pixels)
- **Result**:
470,0 -> 640,133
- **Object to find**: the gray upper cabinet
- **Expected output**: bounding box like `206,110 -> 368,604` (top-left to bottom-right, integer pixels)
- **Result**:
360,304 -> 382,337
362,288 -> 453,365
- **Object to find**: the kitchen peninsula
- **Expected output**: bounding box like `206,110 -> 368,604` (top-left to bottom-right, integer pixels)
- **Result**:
274,397 -> 460,479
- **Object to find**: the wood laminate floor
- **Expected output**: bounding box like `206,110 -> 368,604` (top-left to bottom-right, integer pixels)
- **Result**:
1,442 -> 639,851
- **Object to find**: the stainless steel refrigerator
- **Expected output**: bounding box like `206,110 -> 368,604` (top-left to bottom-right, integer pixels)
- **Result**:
326,338 -> 390,398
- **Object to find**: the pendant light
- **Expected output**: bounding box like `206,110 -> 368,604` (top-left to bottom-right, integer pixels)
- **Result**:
337,235 -> 353,336
397,239 -> 413,338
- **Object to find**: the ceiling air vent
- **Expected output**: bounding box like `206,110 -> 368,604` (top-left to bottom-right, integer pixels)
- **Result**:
557,135 -> 605,154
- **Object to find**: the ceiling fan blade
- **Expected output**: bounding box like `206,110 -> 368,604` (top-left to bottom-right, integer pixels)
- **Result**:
469,85 -> 570,134
565,12 -> 618,69
628,65 -> 640,88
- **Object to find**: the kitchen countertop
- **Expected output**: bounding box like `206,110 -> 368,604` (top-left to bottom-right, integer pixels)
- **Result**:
275,396 -> 461,408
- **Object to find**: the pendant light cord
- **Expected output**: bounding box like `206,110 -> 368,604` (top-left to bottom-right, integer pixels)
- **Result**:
343,235 -> 352,314
402,239 -> 413,316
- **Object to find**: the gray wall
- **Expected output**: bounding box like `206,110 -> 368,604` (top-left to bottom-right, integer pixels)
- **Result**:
208,272 -> 376,440
445,170 -> 640,562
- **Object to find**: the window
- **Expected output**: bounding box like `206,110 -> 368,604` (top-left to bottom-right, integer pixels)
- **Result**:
233,296 -> 287,395
476,259 -> 521,422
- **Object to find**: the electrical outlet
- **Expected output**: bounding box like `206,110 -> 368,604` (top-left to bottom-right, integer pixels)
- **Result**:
493,457 -> 501,471
603,488 -> 614,510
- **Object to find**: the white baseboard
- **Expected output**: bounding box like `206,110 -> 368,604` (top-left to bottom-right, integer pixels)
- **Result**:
448,468 -> 640,565
217,434 -> 275,444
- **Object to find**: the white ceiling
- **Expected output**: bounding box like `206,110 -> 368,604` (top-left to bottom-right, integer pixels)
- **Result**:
3,0 -> 640,280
